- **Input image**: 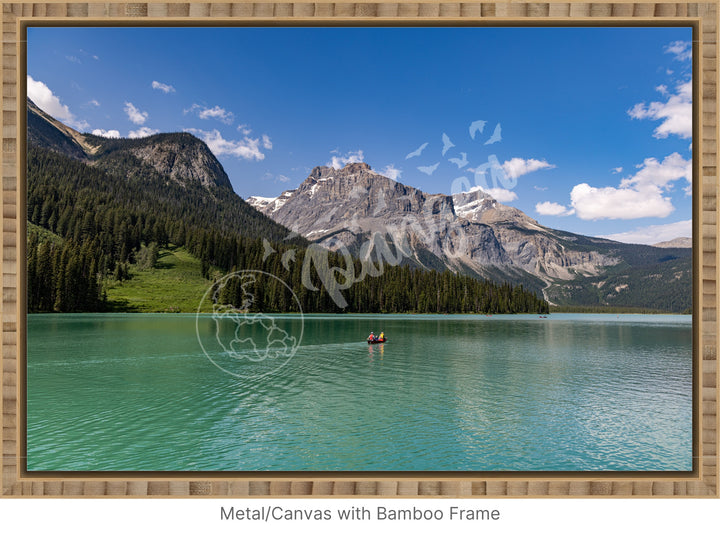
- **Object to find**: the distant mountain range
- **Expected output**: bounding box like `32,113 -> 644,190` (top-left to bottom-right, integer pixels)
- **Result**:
653,237 -> 691,248
249,162 -> 691,312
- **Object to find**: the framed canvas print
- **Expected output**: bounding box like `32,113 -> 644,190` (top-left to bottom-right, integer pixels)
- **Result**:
1,1 -> 717,498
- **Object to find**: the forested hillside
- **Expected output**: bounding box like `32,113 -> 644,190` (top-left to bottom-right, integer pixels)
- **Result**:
27,144 -> 548,314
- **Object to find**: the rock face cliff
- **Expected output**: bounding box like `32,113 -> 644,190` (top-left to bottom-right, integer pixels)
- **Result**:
27,98 -> 232,191
248,163 -> 691,309
120,134 -> 232,189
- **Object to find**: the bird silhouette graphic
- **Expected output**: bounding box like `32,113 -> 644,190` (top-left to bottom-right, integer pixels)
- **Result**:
405,142 -> 429,159
262,239 -> 276,261
469,120 -> 487,140
485,123 -> 502,145
449,152 -> 468,169
417,162 -> 440,175
281,249 -> 296,270
441,133 -> 455,156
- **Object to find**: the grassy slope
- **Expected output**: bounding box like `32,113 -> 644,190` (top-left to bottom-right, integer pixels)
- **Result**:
105,246 -> 215,313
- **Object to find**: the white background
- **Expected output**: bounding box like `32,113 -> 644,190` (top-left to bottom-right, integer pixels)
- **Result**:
1,498 -> 718,534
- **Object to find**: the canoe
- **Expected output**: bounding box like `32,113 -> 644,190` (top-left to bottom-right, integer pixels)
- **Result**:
367,338 -> 387,344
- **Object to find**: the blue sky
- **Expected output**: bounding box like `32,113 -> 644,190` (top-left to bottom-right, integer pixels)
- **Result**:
27,26 -> 692,244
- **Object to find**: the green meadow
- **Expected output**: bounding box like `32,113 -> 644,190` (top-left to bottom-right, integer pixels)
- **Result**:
105,246 -> 215,313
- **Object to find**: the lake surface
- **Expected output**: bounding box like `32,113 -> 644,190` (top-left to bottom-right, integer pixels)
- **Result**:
27,313 -> 692,471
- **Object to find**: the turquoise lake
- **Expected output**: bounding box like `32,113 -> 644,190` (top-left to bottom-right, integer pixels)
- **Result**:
26,313 -> 692,471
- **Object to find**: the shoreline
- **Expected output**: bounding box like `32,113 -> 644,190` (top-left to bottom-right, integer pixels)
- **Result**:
27,311 -> 693,318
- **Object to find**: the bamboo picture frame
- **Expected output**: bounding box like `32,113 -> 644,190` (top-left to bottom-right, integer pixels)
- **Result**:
1,1 -> 717,498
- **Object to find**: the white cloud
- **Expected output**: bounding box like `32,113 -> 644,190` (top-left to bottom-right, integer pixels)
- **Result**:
535,201 -> 574,217
381,164 -> 402,180
185,128 -> 267,161
622,152 -> 691,190
65,55 -> 81,64
481,188 -> 518,203
92,128 -> 120,138
237,124 -> 252,135
88,99 -> 100,107
151,80 -> 175,93
600,220 -> 691,245
124,102 -> 148,125
27,75 -> 90,131
570,152 -> 690,220
128,127 -> 159,139
28,76 -> 71,121
628,80 -> 691,139
79,49 -> 99,61
611,167 -> 623,174
501,157 -> 556,179
664,40 -> 692,62
571,183 -> 674,220
262,134 -> 272,150
328,150 -> 364,169
655,84 -> 668,96
199,106 -> 233,123
185,103 -> 234,124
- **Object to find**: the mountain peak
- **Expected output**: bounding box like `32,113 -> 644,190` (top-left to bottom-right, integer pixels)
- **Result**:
342,161 -> 372,172
27,98 -> 232,191
452,187 -> 540,227
309,161 -> 374,180
117,133 -> 233,190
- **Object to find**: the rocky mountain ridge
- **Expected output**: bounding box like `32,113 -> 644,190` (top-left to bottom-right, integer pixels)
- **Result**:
26,97 -> 299,249
27,98 -> 232,190
249,163 -> 691,310
248,163 -> 620,286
